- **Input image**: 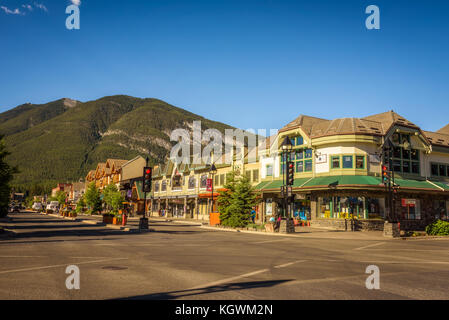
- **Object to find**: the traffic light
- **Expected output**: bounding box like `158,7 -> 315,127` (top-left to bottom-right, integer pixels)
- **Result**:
382,164 -> 390,184
142,167 -> 152,193
287,161 -> 294,186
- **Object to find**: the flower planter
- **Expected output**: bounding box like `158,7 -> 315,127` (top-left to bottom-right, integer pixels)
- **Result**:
112,217 -> 122,225
103,215 -> 113,224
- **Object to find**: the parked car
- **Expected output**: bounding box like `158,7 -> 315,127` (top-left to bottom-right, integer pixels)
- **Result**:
46,201 -> 59,212
32,202 -> 43,211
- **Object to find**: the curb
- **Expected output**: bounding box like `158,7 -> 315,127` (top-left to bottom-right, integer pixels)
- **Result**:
199,225 -> 398,241
37,212 -> 137,232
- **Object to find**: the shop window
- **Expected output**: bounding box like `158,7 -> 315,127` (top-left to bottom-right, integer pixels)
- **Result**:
411,162 -> 420,174
172,175 -> 182,188
431,163 -> 439,176
296,161 -> 304,173
304,160 -> 312,172
391,133 -> 419,174
253,170 -> 259,182
296,136 -> 304,145
402,161 -> 410,173
400,199 -> 421,220
188,176 -> 196,189
439,165 -> 447,177
290,152 -> 296,161
245,170 -> 251,181
402,148 -> 410,159
433,200 -> 447,221
266,165 -> 273,176
331,156 -> 340,169
220,174 -> 225,185
393,147 -> 402,159
305,149 -> 313,159
200,175 -> 208,188
393,160 -> 402,172
411,149 -> 419,161
296,150 -> 303,160
356,156 -> 365,169
342,155 -> 353,169
318,196 -> 384,219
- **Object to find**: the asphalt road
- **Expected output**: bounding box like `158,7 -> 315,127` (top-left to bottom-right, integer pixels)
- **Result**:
1,212 -> 449,300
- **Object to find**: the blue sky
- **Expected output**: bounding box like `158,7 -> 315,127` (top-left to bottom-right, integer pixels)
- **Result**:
1,0 -> 449,133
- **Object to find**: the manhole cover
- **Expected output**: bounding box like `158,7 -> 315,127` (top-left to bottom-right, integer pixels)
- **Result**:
102,266 -> 128,271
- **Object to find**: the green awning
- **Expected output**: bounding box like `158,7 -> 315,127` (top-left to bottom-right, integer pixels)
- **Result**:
254,175 -> 448,192
393,178 -> 442,190
302,175 -> 382,188
429,181 -> 449,191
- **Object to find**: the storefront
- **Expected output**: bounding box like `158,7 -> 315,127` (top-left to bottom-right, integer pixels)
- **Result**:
317,196 -> 385,219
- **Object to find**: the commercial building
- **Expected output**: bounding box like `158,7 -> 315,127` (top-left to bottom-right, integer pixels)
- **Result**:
255,111 -> 449,230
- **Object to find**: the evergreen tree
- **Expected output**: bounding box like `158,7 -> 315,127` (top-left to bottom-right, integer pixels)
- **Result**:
218,170 -> 260,228
0,135 -> 18,218
217,170 -> 238,223
76,195 -> 86,213
84,182 -> 102,214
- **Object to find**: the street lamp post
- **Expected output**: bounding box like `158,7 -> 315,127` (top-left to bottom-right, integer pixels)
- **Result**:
209,163 -> 217,213
280,136 -> 293,233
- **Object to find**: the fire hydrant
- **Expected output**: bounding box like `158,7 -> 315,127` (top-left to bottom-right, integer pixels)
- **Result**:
122,213 -> 127,226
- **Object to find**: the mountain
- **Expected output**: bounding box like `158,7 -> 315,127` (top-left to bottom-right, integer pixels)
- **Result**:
0,95 -> 235,193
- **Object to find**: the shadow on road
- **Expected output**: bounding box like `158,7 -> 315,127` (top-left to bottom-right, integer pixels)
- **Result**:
119,279 -> 292,300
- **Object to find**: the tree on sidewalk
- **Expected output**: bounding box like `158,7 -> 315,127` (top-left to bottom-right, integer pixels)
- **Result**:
55,190 -> 67,208
217,169 -> 260,228
0,135 -> 18,218
103,183 -> 124,214
84,182 -> 102,214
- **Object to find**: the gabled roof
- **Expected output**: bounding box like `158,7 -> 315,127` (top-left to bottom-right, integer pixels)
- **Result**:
95,163 -> 106,178
362,110 -> 419,132
105,159 -> 128,172
423,131 -> 449,148
279,111 -> 422,140
437,123 -> 449,135
279,115 -> 329,136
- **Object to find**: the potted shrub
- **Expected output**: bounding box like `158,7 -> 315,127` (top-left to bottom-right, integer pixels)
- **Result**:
103,213 -> 113,224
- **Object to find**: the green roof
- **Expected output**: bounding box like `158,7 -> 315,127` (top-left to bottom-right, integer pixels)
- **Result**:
302,175 -> 382,188
393,178 -> 444,191
429,181 -> 449,191
255,175 -> 448,192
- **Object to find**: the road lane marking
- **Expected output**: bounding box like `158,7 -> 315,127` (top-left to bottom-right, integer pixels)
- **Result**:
189,260 -> 307,290
281,271 -> 412,287
354,242 -> 385,250
253,239 -> 291,244
0,257 -> 128,275
359,261 -> 449,265
274,260 -> 307,268
0,256 -> 47,258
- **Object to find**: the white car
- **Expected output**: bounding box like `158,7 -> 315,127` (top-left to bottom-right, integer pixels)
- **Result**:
46,201 -> 59,212
32,202 -> 43,211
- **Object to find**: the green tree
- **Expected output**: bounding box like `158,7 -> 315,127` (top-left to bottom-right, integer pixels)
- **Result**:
55,190 -> 67,207
103,183 -> 124,214
218,170 -> 260,228
0,135 -> 18,218
76,195 -> 86,213
84,182 -> 102,214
